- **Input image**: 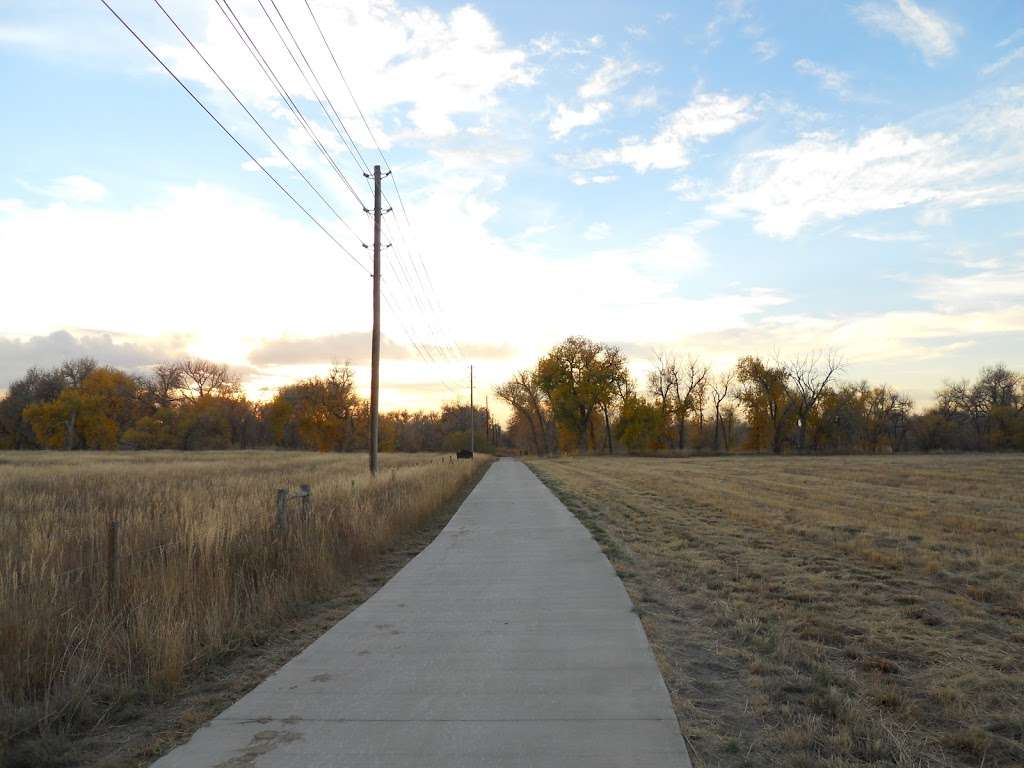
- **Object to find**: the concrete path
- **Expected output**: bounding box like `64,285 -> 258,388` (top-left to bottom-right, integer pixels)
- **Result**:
152,459 -> 691,767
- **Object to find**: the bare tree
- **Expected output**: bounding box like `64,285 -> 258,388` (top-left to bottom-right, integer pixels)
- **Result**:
673,356 -> 709,450
646,353 -> 677,448
711,369 -> 735,451
495,369 -> 550,455
178,359 -> 237,401
789,351 -> 844,450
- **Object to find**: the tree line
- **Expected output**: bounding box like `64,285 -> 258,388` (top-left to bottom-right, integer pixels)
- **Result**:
2,343 -> 1020,454
0,358 -> 496,453
494,336 -> 1024,454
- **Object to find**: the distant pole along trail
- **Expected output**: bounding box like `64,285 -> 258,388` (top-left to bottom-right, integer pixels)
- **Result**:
369,164 -> 382,476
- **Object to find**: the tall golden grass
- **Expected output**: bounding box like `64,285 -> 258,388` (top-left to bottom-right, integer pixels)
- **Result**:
0,450 -> 483,757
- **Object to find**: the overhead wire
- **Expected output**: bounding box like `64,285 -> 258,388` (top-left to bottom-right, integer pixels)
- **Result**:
98,0 -> 370,275
215,0 -> 367,210
301,0 -> 465,360
150,0 -> 366,247
103,0 -> 467,401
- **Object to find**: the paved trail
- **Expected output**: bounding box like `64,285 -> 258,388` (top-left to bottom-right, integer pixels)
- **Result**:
153,459 -> 690,767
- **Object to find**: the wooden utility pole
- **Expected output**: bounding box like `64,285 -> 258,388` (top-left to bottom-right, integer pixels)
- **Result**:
369,164 -> 382,476
469,364 -> 475,454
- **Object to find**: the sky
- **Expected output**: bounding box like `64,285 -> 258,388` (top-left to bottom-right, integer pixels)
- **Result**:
1,0 -> 1023,417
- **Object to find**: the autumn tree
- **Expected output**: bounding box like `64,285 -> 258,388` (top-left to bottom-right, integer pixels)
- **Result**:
265,364 -> 359,451
736,355 -> 793,453
24,367 -> 143,449
614,393 -> 663,451
536,336 -> 630,454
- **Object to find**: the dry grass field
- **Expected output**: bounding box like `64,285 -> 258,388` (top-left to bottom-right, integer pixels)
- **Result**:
527,455 -> 1024,768
0,450 -> 486,767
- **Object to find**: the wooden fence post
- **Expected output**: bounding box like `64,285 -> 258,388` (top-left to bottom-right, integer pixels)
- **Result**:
300,484 -> 311,521
275,489 -> 288,533
107,519 -> 119,611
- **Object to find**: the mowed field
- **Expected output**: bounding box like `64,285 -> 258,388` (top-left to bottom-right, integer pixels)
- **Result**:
0,450 -> 485,766
527,455 -> 1024,768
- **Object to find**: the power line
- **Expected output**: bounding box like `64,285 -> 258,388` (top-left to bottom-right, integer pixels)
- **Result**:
264,0 -> 372,179
99,0 -> 370,276
215,0 -> 367,210
150,0 -> 365,247
301,0 -> 465,360
254,0 -> 372,186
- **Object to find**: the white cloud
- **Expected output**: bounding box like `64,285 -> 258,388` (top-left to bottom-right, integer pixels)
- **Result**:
981,46 -> 1024,77
670,176 -> 712,201
159,2 -> 533,140
529,34 -> 598,57
519,223 -> 555,239
38,175 -> 108,204
572,92 -> 754,173
570,174 -> 620,186
997,29 -> 1024,48
853,0 -> 960,64
583,222 -> 611,241
626,25 -> 648,39
630,86 -> 658,109
705,0 -> 751,45
753,40 -> 778,61
549,101 -> 612,139
579,58 -> 646,99
848,230 -> 926,242
794,58 -> 850,95
916,207 -> 951,226
713,95 -> 1024,238
916,265 -> 1024,311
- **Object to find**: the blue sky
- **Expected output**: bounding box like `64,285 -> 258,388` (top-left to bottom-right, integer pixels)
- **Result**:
1,0 -> 1023,411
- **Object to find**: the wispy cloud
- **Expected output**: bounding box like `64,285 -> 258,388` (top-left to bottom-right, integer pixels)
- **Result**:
630,86 -> 658,109
583,222 -> 611,241
794,58 -> 851,96
997,29 -> 1024,48
578,58 -> 647,99
853,0 -> 961,64
570,174 -> 620,186
753,40 -> 779,61
20,175 -> 108,204
713,89 -> 1024,237
980,47 -> 1024,77
569,92 -> 754,173
848,230 -> 927,242
549,101 -> 612,139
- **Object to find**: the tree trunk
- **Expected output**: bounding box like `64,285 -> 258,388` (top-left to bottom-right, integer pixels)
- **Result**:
64,410 -> 78,451
603,404 -> 613,455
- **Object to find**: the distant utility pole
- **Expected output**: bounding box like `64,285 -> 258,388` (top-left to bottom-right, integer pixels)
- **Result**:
368,164 -> 384,476
470,364 -> 475,455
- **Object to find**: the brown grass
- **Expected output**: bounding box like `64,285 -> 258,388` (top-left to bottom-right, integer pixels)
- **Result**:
0,450 -> 486,766
527,454 -> 1024,768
